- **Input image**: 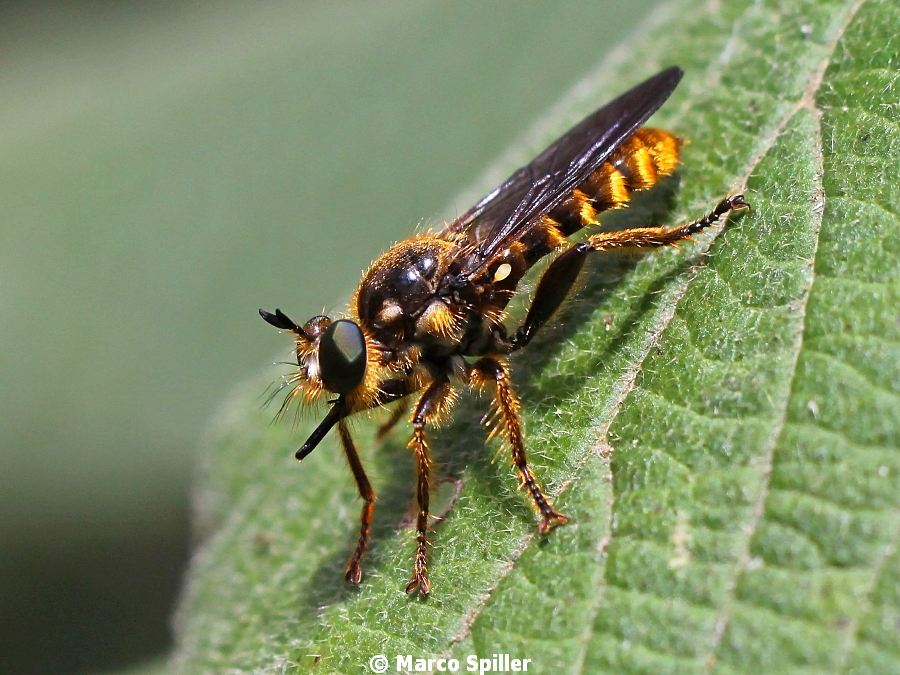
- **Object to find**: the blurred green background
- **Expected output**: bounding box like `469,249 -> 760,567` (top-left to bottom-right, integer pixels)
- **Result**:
0,1 -> 656,672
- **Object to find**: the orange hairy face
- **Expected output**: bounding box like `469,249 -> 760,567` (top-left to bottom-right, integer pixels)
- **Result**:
276,315 -> 332,412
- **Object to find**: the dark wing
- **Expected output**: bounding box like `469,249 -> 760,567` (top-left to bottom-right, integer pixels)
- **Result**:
442,66 -> 683,275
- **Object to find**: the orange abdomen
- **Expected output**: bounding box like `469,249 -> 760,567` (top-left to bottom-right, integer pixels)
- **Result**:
550,127 -> 681,236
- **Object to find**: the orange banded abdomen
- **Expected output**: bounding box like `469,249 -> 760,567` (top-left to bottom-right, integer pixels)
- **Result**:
548,127 -> 681,236
476,127 -> 682,299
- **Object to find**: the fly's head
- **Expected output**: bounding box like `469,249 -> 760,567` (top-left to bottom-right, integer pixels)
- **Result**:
259,308 -> 369,412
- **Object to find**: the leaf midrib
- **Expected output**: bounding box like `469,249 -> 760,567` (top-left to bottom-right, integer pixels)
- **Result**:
443,0 -> 867,662
704,0 -> 876,665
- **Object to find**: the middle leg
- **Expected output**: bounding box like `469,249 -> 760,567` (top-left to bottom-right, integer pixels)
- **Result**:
471,357 -> 568,534
405,378 -> 454,596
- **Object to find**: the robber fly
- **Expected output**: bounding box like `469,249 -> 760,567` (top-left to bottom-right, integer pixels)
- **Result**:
260,66 -> 748,595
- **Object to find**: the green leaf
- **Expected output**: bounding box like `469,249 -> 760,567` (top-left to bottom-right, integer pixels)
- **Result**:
174,0 -> 899,672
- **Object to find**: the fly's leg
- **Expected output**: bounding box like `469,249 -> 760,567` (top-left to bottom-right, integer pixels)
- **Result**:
376,400 -> 409,441
510,194 -> 748,350
507,237 -> 590,351
406,379 -> 454,595
583,193 -> 748,251
472,357 -> 568,534
337,421 -> 376,585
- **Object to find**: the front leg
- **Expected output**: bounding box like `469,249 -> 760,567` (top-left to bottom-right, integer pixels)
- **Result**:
337,421 -> 376,585
471,357 -> 568,533
406,379 -> 454,595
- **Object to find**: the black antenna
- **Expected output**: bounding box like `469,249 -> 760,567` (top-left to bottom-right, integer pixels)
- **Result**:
259,307 -> 310,340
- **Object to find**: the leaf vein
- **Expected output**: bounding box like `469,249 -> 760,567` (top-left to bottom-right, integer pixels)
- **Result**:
838,522 -> 900,670
702,101 -> 832,674
802,348 -> 900,399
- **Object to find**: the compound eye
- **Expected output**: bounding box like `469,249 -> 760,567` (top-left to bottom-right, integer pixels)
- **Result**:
318,319 -> 367,394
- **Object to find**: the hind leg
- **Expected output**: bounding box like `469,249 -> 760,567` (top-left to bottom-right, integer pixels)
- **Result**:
509,195 -> 748,350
